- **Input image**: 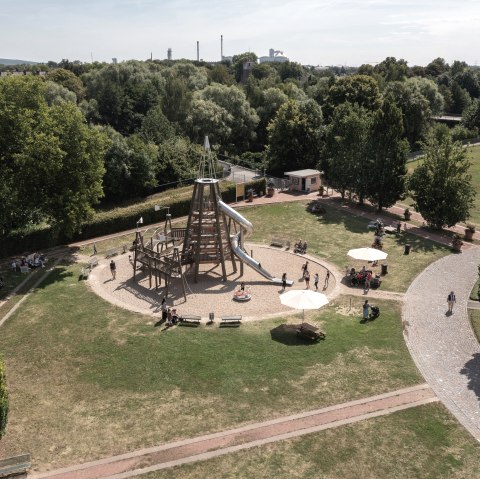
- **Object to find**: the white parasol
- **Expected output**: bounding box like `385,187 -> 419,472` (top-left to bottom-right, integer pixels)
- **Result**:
280,289 -> 329,319
347,247 -> 388,262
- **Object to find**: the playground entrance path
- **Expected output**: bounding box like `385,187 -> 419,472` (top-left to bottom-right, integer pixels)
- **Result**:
30,384 -> 435,479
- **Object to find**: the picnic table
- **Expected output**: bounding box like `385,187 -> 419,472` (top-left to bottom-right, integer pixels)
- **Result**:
296,323 -> 325,341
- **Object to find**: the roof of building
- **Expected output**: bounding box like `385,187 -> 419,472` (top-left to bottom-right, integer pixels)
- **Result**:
284,169 -> 321,177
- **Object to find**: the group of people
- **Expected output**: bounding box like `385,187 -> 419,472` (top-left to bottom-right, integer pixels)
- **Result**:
294,240 -> 308,254
11,253 -> 46,271
161,298 -> 180,326
347,266 -> 374,292
300,261 -> 330,291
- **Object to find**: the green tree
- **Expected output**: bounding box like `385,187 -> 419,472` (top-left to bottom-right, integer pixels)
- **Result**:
232,52 -> 258,82
157,136 -> 202,184
408,131 -> 475,228
208,64 -> 234,86
162,72 -> 191,127
462,99 -> 480,131
425,57 -> 449,78
267,99 -> 323,175
0,355 -> 8,439
255,87 -> 289,146
406,77 -> 444,115
374,57 -> 409,82
385,81 -> 432,148
0,75 -> 108,236
366,100 -> 409,210
139,105 -> 175,145
325,75 -> 381,119
46,67 -> 86,101
325,103 -> 372,201
190,83 -> 259,152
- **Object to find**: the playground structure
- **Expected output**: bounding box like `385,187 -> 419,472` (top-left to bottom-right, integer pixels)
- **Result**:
132,137 -> 293,298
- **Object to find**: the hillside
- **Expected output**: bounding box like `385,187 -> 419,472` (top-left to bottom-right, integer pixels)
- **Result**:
0,58 -> 38,65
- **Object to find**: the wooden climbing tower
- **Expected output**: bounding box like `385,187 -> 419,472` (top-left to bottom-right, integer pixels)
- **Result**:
182,178 -> 236,282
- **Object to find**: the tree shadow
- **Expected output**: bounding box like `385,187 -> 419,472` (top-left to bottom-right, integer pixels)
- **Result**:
270,323 -> 317,346
460,353 -> 480,401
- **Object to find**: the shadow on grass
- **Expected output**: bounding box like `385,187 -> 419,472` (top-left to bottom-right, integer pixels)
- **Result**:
270,323 -> 318,346
460,353 -> 480,402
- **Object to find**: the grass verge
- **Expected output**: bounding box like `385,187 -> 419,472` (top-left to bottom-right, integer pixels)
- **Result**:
142,402 -> 480,479
0,262 -> 420,470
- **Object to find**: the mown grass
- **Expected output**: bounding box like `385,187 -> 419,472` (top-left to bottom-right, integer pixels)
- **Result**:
242,201 -> 450,292
144,402 -> 480,479
0,262 -> 421,470
469,309 -> 480,344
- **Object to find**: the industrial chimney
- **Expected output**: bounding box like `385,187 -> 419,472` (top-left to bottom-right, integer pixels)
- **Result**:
221,34 -> 223,61
196,41 -> 199,62
167,48 -> 172,61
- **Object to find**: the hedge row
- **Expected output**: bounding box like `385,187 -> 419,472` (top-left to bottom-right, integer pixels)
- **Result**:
1,178 -> 266,258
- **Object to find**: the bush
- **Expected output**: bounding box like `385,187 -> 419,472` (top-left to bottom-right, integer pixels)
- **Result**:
0,178 -> 265,258
0,356 -> 8,439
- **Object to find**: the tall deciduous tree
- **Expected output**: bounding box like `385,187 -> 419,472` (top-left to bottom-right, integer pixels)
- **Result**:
408,131 -> 475,228
325,103 -> 372,200
366,100 -> 409,211
267,99 -> 323,175
0,75 -> 108,236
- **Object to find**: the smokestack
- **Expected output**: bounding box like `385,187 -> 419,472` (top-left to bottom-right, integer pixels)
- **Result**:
197,41 -> 199,62
167,48 -> 172,61
221,34 -> 223,61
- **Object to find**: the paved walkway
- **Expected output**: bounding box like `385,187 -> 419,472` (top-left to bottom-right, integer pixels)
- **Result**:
404,247 -> 480,441
30,384 -> 436,479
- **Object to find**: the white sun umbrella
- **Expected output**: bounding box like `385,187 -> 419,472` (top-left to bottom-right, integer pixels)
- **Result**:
347,247 -> 388,262
280,289 -> 329,320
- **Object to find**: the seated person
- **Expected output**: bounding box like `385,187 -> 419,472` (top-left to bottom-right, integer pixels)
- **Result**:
171,309 -> 179,324
166,308 -> 173,326
302,241 -> 308,253
361,265 -> 366,274
350,267 -> 356,276
374,235 -> 382,246
294,240 -> 303,252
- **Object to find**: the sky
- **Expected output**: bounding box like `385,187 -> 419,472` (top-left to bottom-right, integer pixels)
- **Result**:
2,0 -> 479,66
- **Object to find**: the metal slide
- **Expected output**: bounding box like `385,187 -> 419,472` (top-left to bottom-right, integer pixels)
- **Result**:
218,201 -> 294,285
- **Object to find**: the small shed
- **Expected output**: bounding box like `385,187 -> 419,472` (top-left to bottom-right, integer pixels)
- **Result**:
284,169 -> 321,192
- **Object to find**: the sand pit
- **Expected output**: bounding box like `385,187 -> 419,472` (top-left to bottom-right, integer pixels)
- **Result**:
88,244 -> 337,321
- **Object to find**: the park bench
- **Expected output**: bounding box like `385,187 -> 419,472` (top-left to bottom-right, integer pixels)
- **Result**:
0,454 -> 31,479
296,323 -> 325,342
270,238 -> 290,249
106,248 -> 119,258
88,257 -> 99,268
180,315 -> 201,326
221,315 -> 242,325
80,267 -> 91,280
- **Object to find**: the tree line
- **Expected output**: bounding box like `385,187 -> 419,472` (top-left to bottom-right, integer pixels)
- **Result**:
1,55 -> 479,237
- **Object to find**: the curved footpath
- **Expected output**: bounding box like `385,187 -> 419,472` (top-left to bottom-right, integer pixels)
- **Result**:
404,246 -> 480,441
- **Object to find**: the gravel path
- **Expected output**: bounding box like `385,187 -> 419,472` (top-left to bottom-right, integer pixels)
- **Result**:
87,245 -> 337,321
404,246 -> 480,441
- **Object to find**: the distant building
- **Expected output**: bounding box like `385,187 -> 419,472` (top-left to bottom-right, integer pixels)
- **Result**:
259,48 -> 289,64
241,60 -> 256,83
112,58 -> 118,64
284,169 -> 321,192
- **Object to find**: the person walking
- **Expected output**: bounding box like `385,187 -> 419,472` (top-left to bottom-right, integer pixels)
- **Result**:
110,259 -> 116,280
364,271 -> 371,293
93,242 -> 98,255
363,300 -> 370,320
447,291 -> 456,313
281,273 -> 287,292
314,273 -> 319,291
323,270 -> 330,290
304,269 -> 310,289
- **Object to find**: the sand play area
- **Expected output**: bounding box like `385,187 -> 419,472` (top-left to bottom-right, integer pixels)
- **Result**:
87,244 -> 337,321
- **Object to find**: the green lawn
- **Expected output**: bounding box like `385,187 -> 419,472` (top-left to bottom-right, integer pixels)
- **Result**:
0,262 -> 421,470
242,201 -> 450,292
143,403 -> 480,479
407,145 -> 480,224
469,310 -> 480,343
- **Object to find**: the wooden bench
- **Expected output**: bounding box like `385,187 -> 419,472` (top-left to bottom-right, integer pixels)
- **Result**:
270,238 -> 290,249
106,248 -> 119,258
221,315 -> 242,325
180,315 -> 201,325
88,257 -> 99,268
80,267 -> 91,279
0,454 -> 31,479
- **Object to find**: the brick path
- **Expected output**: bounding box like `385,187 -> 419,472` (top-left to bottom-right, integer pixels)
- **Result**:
30,385 -> 435,479
404,246 -> 480,441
